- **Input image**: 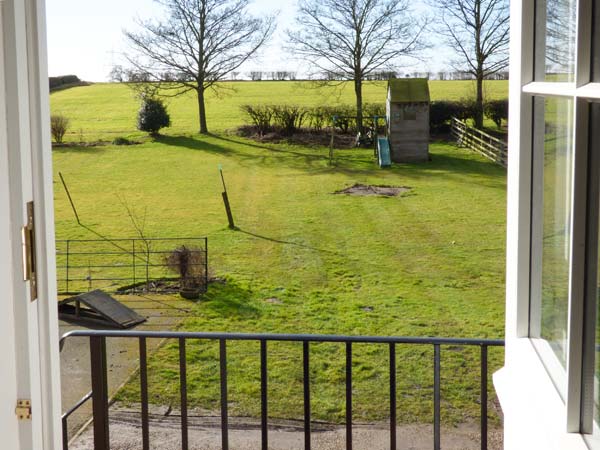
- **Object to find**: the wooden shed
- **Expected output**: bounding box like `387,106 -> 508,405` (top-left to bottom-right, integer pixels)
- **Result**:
386,78 -> 430,163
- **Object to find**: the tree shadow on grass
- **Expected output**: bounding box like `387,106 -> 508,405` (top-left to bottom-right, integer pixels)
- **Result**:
155,134 -> 234,156
236,228 -> 343,256
52,145 -> 108,154
200,279 -> 261,319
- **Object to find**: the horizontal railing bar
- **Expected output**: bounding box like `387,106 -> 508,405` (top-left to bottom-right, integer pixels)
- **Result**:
61,330 -> 504,347
61,390 -> 93,420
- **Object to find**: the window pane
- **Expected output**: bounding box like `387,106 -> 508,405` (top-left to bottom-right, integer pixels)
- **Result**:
535,0 -> 577,81
593,0 -> 600,80
531,97 -> 574,374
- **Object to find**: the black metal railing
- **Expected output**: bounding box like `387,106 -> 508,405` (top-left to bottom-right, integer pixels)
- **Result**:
60,330 -> 504,450
55,237 -> 208,295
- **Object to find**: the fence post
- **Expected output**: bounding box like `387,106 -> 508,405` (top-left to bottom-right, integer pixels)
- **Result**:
132,240 -> 136,293
65,240 -> 70,295
90,336 -> 110,450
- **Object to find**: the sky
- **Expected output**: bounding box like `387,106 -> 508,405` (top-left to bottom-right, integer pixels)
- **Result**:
45,0 -> 442,82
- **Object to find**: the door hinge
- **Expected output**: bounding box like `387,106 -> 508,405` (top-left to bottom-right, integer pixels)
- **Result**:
22,201 -> 37,301
15,400 -> 31,420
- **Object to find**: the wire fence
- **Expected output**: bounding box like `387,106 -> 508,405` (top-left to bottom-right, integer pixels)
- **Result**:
55,237 -> 208,295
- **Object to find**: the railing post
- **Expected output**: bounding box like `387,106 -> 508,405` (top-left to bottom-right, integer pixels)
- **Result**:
90,336 -> 110,450
220,339 -> 229,450
303,341 -> 311,450
481,345 -> 488,450
346,342 -> 353,450
433,344 -> 441,450
62,415 -> 69,450
260,340 -> 268,450
389,343 -> 396,450
179,338 -> 189,450
139,338 -> 149,450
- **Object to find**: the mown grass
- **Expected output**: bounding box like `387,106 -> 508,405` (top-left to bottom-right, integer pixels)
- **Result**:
50,80 -> 507,141
52,121 -> 506,423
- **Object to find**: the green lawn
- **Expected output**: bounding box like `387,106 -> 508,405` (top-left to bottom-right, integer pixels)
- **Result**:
50,79 -> 507,141
52,81 -> 507,425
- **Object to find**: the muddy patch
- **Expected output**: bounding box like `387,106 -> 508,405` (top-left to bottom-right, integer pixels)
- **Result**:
334,183 -> 410,197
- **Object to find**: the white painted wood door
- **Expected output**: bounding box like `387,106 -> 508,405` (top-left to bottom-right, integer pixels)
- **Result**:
0,0 -> 62,448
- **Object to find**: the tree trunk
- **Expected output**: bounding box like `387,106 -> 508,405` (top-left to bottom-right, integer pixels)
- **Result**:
474,0 -> 484,129
354,75 -> 363,133
475,73 -> 484,129
197,87 -> 208,134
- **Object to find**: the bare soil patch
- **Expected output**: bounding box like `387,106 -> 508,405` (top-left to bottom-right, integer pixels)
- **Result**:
334,183 -> 410,197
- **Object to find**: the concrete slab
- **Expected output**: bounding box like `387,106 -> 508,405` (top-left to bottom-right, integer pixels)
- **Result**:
69,404 -> 503,450
60,294 -> 193,441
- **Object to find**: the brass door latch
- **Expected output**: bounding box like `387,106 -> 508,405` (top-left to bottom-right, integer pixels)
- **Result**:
22,201 -> 37,301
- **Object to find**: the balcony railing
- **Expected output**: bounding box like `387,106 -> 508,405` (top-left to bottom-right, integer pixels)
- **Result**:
60,330 -> 504,450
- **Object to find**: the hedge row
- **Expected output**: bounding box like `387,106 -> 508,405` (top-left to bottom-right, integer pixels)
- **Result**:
242,99 -> 508,135
49,75 -> 82,91
240,103 -> 386,135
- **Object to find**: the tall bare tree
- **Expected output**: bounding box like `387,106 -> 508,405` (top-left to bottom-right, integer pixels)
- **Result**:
431,0 -> 509,128
287,0 -> 427,131
124,0 -> 275,134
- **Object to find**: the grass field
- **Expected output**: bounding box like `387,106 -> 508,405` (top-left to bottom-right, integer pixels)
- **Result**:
50,79 -> 508,141
52,81 -> 507,425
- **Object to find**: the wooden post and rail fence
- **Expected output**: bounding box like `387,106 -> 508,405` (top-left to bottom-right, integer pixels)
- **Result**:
450,117 -> 508,168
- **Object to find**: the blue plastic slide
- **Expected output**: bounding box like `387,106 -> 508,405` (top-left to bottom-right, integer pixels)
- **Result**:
377,136 -> 391,168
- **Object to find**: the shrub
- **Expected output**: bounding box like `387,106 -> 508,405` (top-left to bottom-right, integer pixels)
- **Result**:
430,101 -> 460,133
137,97 -> 170,136
112,137 -> 135,146
484,99 -> 509,127
307,106 -> 338,132
429,100 -> 480,133
272,105 -> 308,135
50,114 -> 70,143
165,245 -> 207,290
241,104 -> 273,135
363,103 -> 386,118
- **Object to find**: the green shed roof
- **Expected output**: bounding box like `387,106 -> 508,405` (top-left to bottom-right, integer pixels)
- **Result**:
387,78 -> 430,103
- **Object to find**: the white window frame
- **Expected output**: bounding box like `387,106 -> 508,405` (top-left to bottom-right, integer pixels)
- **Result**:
0,0 -> 62,448
494,0 -> 600,448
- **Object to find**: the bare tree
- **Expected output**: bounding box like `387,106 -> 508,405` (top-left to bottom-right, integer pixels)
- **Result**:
124,0 -> 275,134
287,0 -> 427,131
431,0 -> 509,128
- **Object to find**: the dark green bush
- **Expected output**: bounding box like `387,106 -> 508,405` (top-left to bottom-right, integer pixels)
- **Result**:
137,97 -> 170,136
112,137 -> 135,146
429,100 -> 481,133
484,99 -> 509,127
430,101 -> 461,133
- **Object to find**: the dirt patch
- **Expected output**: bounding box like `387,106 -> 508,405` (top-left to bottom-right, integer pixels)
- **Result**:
334,184 -> 410,197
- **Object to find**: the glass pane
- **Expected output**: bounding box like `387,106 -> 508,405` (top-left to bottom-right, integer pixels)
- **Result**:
593,0 -> 600,80
535,0 -> 577,81
531,97 -> 574,371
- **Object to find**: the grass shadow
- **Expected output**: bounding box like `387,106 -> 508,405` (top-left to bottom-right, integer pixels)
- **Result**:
199,279 -> 261,319
236,228 -> 342,256
156,134 -> 234,155
52,144 -> 108,154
